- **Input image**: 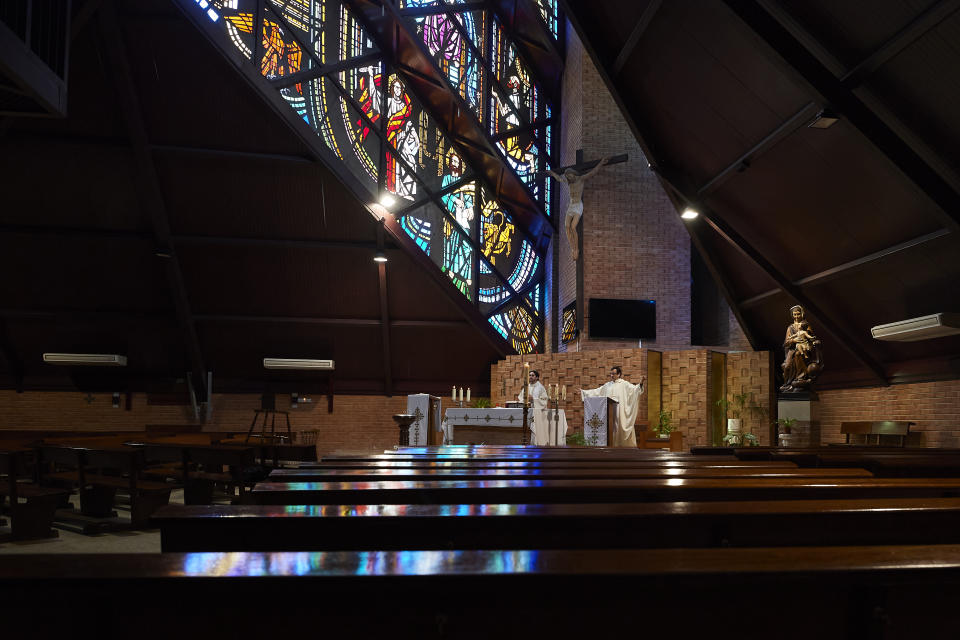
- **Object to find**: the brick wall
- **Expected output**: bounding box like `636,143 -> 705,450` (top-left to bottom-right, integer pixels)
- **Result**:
558,22 -> 583,325
557,30 -> 692,353
661,350 -> 710,447
818,380 -> 960,448
492,348 -> 648,435
0,391 -> 471,457
490,347 -> 777,448
727,350 -> 775,446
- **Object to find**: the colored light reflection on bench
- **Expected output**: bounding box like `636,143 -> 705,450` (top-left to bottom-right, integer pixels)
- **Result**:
180,550 -> 541,577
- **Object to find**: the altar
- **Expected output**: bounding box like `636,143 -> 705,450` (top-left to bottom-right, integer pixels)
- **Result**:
441,407 -> 568,446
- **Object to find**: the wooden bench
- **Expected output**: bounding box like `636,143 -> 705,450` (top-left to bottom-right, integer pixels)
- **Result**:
251,476 -> 960,505
38,445 -> 172,528
130,442 -> 258,504
298,460 -> 803,471
2,546 -> 960,637
0,450 -> 69,540
268,466 -> 873,482
841,421 -> 915,446
153,496 -> 960,552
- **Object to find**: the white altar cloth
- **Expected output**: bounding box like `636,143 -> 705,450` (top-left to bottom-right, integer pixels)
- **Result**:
442,408 -> 568,446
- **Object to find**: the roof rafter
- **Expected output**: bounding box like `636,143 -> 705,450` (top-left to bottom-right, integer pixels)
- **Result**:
97,0 -> 209,400
720,0 -> 960,234
611,0 -> 662,77
656,167 -> 888,386
739,228 -> 952,307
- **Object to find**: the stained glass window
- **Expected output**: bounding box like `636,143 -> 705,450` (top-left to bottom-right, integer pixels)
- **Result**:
489,303 -> 540,354
536,0 -> 559,40
189,0 -> 555,354
561,302 -> 577,344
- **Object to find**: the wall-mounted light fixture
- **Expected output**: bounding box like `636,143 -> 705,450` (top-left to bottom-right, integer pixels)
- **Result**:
681,208 -> 699,220
263,358 -> 335,370
808,109 -> 839,129
43,353 -> 128,366
373,250 -> 388,263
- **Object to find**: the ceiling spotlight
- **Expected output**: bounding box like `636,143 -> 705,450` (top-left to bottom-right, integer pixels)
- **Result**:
808,109 -> 839,129
681,208 -> 699,220
379,194 -> 396,208
373,250 -> 388,263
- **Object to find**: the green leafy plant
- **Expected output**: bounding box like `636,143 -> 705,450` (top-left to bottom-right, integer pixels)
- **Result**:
566,431 -> 587,446
716,392 -> 766,421
774,417 -> 797,434
472,397 -> 492,408
654,410 -> 674,437
723,431 -> 759,446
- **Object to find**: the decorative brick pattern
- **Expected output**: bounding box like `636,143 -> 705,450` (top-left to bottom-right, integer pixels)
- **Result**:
492,348 -> 648,436
726,351 -> 775,446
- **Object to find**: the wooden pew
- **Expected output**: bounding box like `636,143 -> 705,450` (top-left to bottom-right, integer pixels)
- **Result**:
218,435 -> 317,466
154,496 -> 960,552
841,420 -> 914,446
3,546 -> 960,638
0,450 -> 69,540
37,445 -> 172,529
130,442 -> 258,504
251,476 -> 960,505
268,466 -> 873,482
299,459 -> 803,470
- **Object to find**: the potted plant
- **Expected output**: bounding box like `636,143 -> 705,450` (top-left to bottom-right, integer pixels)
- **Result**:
654,410 -> 674,438
774,417 -> 797,435
716,391 -> 766,446
774,417 -> 797,446
722,430 -> 759,446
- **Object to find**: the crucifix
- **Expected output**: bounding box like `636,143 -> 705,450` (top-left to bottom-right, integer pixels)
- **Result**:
542,150 -> 628,340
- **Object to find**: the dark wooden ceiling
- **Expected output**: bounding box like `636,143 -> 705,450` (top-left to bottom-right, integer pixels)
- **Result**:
564,0 -> 960,388
0,0 -> 507,398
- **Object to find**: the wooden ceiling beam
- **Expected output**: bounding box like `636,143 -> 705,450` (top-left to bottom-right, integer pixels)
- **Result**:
656,166 -> 888,385
841,0 -> 960,89
721,0 -> 960,234
611,0 -> 662,78
0,319 -> 24,392
376,219 -> 393,397
740,228 -> 952,307
697,102 -> 819,197
97,0 -> 208,400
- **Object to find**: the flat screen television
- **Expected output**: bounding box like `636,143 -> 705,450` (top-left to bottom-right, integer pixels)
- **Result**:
588,298 -> 656,340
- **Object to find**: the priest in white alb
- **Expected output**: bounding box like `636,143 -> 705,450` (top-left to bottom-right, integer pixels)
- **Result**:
518,369 -> 550,445
579,366 -> 646,447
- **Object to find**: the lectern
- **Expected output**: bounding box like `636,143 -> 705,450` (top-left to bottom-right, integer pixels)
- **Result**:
583,397 -> 619,446
405,394 -> 442,446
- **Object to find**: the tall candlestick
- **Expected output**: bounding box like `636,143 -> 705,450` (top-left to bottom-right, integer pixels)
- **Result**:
466,388 -> 471,403
459,387 -> 464,402
452,386 -> 456,402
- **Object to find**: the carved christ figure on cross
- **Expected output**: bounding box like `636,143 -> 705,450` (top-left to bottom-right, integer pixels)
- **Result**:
546,156 -> 610,261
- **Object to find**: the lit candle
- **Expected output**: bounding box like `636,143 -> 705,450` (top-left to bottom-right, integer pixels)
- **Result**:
452,386 -> 456,402
466,388 -> 471,403
459,387 -> 464,402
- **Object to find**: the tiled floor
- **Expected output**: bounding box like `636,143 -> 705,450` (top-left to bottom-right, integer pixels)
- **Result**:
0,489 -> 190,554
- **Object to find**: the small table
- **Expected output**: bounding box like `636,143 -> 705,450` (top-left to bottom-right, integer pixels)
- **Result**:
442,408 -> 568,445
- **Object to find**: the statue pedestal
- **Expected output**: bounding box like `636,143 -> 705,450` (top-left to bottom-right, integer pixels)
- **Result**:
777,392 -> 820,447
